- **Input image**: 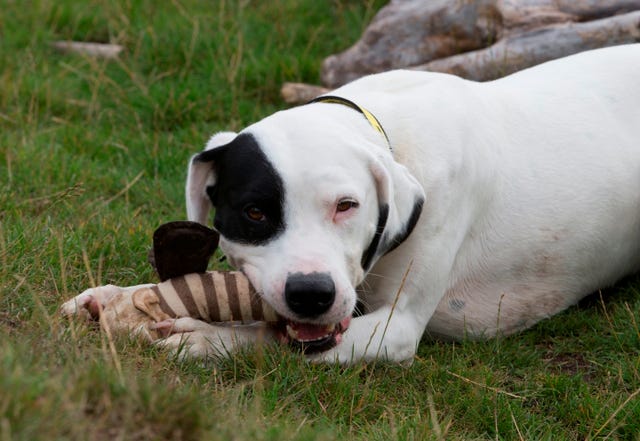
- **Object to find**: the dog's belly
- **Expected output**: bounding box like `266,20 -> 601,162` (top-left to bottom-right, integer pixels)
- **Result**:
426,223 -> 640,340
426,279 -> 580,340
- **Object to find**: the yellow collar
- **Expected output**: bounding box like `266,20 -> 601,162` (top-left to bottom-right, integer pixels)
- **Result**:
309,95 -> 392,153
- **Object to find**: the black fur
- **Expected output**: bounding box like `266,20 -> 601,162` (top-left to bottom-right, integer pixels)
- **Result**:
195,133 -> 286,245
361,203 -> 389,271
383,198 -> 424,254
361,197 -> 424,271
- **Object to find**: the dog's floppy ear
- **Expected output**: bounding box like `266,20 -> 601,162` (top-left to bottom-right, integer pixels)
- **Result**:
186,131 -> 237,225
361,153 -> 425,271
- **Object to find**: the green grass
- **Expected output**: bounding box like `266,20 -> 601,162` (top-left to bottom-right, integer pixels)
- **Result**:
1,1 -> 639,439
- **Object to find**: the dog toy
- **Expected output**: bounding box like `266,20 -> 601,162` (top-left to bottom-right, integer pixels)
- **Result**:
131,271 -> 279,323
135,220 -> 278,323
61,222 -> 281,341
62,221 -> 345,353
148,220 -> 220,282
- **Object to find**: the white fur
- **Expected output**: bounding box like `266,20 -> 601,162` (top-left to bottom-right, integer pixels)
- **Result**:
68,45 -> 640,364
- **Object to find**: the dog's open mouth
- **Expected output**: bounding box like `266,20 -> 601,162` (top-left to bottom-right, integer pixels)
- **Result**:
275,316 -> 351,354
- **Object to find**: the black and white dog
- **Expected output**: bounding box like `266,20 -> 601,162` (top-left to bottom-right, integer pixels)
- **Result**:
64,44 -> 640,364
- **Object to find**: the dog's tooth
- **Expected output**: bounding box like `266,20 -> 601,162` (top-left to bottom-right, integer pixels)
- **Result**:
286,324 -> 299,340
326,323 -> 335,332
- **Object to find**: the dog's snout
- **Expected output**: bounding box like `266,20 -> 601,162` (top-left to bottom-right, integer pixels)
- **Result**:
284,272 -> 335,317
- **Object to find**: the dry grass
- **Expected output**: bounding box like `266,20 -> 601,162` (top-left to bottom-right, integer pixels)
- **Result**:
1,1 -> 639,439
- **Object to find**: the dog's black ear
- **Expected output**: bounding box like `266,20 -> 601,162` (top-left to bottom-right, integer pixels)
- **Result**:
149,221 -> 220,281
186,132 -> 237,225
361,155 -> 425,271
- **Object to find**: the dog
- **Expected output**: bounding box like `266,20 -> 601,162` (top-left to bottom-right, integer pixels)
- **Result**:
63,44 -> 640,364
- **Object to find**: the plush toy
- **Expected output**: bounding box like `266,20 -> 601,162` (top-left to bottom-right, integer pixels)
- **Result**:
131,271 -> 279,324
138,220 -> 278,323
148,220 -> 220,281
61,221 -> 280,341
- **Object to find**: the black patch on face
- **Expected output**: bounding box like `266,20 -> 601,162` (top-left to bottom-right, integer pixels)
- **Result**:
195,133 -> 285,245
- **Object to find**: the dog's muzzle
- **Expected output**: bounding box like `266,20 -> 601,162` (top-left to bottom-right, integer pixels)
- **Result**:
278,271 -> 350,354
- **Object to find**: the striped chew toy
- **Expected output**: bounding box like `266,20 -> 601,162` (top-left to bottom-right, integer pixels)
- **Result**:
131,271 -> 280,323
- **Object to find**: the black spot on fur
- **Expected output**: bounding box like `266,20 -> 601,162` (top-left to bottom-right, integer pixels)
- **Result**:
195,133 -> 285,245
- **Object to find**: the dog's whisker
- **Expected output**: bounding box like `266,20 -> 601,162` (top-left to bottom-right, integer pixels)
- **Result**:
362,271 -> 395,281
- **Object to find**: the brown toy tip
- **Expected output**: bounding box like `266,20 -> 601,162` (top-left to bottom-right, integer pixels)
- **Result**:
150,221 -> 220,281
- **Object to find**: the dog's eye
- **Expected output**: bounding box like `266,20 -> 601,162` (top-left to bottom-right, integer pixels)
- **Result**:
336,199 -> 359,213
244,205 -> 266,222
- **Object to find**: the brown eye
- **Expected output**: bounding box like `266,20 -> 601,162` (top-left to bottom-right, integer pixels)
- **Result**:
245,206 -> 266,222
336,199 -> 359,213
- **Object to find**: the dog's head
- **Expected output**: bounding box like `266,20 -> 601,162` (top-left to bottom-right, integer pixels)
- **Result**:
186,104 -> 424,351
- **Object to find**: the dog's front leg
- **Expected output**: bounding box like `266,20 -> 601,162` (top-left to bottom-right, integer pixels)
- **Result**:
309,304 -> 425,365
155,318 -> 277,359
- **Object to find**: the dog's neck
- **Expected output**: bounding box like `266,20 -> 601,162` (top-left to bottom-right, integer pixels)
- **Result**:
308,95 -> 393,155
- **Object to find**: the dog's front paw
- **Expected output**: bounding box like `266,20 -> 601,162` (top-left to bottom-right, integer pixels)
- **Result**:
305,335 -> 417,365
306,344 -> 354,365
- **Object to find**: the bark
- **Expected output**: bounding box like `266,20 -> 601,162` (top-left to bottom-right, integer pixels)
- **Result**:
281,82 -> 330,104
52,41 -> 124,59
418,11 -> 640,81
320,0 -> 640,87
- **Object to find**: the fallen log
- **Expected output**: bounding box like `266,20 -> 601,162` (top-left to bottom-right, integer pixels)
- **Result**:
320,0 -> 640,87
417,10 -> 640,81
52,41 -> 124,59
281,82 -> 330,104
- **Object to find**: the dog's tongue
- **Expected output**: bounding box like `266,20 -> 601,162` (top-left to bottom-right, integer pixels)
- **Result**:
286,321 -> 335,341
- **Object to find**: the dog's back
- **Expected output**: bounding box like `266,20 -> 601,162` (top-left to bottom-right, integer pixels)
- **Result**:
336,45 -> 640,340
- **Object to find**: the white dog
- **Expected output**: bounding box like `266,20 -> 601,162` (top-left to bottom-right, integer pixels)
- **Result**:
64,44 -> 640,364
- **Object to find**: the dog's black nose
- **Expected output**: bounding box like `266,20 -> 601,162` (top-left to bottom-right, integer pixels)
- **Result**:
284,272 -> 335,317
